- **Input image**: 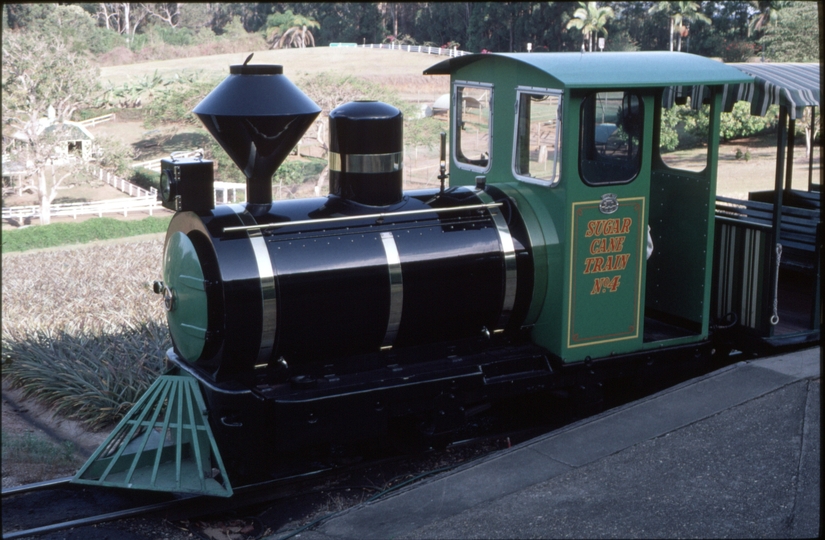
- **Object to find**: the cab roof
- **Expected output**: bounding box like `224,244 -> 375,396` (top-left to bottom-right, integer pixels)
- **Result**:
424,51 -> 753,89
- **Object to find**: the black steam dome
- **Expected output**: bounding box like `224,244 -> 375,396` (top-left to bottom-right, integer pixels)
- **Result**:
328,101 -> 403,206
193,63 -> 321,204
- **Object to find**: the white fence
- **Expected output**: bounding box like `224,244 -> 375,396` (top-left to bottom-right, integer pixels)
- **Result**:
360,43 -> 471,57
78,113 -> 116,127
2,195 -> 159,221
2,168 -> 160,222
132,149 -> 204,174
99,168 -> 157,198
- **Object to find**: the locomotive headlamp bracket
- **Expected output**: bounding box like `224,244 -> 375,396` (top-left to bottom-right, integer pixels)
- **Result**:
152,280 -> 175,311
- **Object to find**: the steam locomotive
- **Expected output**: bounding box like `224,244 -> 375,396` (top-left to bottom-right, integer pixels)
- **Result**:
74,52 -> 820,497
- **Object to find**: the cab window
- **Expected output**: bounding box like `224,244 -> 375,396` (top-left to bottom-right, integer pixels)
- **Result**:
513,89 -> 562,186
454,82 -> 492,172
579,91 -> 642,185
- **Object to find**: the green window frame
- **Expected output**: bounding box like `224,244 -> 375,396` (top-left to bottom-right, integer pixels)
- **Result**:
513,87 -> 563,187
453,81 -> 493,173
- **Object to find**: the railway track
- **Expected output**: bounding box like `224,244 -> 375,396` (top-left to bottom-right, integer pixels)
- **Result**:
1,423 -> 546,540
3,349 -> 752,540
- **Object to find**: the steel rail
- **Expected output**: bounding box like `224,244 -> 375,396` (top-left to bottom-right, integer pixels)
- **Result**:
2,495 -> 200,540
1,477 -> 73,497
1,465 -> 336,540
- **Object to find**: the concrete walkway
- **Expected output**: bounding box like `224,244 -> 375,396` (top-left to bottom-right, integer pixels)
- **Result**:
290,347 -> 819,539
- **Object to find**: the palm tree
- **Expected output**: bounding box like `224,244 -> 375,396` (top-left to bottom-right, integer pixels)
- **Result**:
647,1 -> 676,51
748,0 -> 789,37
672,1 -> 712,51
264,10 -> 320,49
565,1 -> 615,52
648,1 -> 711,52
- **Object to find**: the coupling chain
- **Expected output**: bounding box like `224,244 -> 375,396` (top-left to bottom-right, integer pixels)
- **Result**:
770,243 -> 782,325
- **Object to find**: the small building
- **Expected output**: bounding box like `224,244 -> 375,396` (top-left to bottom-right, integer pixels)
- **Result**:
11,119 -> 96,163
42,121 -> 95,162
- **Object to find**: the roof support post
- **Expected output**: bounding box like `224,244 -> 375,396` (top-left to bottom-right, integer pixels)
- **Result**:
772,106 -> 787,235
808,106 -> 816,192
785,117 -> 795,191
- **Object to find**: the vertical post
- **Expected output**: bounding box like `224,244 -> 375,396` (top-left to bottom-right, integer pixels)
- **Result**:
773,107 -> 787,234
785,118 -> 795,191
808,106 -> 816,191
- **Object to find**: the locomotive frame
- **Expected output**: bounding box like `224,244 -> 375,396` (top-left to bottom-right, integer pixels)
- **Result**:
73,52 -> 819,497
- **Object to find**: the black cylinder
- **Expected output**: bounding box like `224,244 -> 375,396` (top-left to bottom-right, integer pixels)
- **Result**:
162,187 -> 533,382
328,101 -> 403,206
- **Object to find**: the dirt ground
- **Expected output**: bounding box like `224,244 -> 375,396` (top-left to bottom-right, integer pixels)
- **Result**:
2,381 -> 108,489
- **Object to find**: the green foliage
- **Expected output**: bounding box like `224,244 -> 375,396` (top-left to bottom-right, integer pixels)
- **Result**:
202,138 -> 247,183
264,9 -> 320,48
660,106 -> 683,152
309,3 -> 384,46
2,4 -> 97,54
148,24 -> 199,47
86,26 -> 125,54
275,158 -> 328,186
97,70 -> 169,110
566,1 -> 615,52
6,2 -> 812,59
760,1 -> 820,62
2,324 -> 168,428
274,160 -> 307,185
2,29 -> 100,122
721,39 -> 759,62
2,217 -> 172,253
130,168 -> 160,192
718,101 -> 777,141
663,101 -> 777,148
142,72 -> 218,127
95,135 -> 135,177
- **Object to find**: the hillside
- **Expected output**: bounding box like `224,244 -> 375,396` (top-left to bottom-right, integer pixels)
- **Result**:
99,46 -> 451,101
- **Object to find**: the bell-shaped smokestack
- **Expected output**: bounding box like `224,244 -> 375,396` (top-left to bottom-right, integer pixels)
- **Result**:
193,64 -> 321,205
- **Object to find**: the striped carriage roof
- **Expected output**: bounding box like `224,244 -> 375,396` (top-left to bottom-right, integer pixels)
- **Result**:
728,63 -> 820,119
667,63 -> 820,119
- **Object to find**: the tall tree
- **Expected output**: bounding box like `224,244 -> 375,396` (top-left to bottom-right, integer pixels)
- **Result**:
647,1 -> 678,51
307,3 -> 383,46
672,1 -> 712,51
2,30 -> 100,225
758,0 -> 819,62
415,2 -> 472,48
748,0 -> 790,36
565,1 -> 615,52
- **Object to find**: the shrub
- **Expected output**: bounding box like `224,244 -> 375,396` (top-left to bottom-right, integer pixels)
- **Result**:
130,168 -> 160,192
86,26 -> 125,55
2,240 -> 169,428
2,325 -> 168,428
717,102 -> 777,142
